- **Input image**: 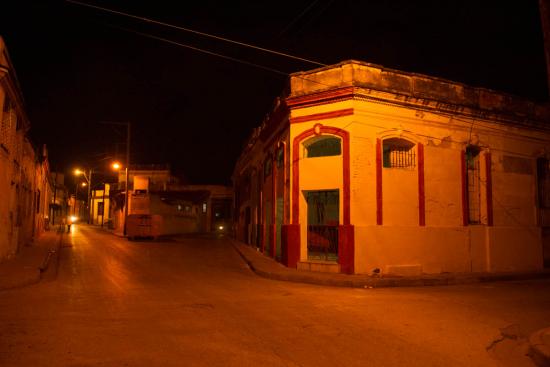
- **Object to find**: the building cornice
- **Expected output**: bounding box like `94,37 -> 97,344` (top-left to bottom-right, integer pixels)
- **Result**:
287,60 -> 550,130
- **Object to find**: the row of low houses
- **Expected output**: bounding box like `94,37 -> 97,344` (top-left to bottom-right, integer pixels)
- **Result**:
0,37 -> 67,261
232,59 -> 550,276
85,165 -> 232,238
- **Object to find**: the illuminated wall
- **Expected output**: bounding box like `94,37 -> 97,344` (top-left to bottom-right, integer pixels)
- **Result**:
234,60 -> 550,275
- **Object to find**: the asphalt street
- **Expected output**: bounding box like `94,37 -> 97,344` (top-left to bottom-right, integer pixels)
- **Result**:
0,225 -> 549,367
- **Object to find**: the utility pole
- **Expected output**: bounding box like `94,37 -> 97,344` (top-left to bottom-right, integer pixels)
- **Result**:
87,168 -> 93,224
100,121 -> 131,236
125,122 -> 130,236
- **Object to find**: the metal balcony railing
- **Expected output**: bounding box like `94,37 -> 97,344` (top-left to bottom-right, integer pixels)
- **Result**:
307,224 -> 338,262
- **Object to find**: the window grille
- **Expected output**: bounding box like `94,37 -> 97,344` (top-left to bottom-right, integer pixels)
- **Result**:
306,190 -> 339,261
1,106 -> 12,151
382,138 -> 415,168
466,146 -> 481,224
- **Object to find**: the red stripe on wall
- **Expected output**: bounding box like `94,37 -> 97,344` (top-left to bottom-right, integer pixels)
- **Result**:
290,108 -> 354,124
292,139 -> 300,225
461,150 -> 468,226
418,143 -> 425,226
376,138 -> 383,225
485,152 -> 493,226
343,135 -> 350,226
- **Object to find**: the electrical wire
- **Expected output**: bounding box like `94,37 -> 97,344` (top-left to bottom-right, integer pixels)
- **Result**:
65,0 -> 327,67
107,25 -> 290,77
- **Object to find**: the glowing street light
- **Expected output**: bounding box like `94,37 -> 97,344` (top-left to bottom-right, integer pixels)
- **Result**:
111,161 -> 129,236
74,167 -> 93,223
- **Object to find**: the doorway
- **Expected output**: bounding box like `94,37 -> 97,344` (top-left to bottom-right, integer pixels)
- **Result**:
306,190 -> 339,261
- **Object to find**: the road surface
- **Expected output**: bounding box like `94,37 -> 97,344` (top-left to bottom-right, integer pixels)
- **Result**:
1,225 -> 549,366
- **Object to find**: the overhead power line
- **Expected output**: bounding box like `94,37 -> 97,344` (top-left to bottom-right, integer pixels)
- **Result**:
65,0 -> 327,67
107,25 -> 290,77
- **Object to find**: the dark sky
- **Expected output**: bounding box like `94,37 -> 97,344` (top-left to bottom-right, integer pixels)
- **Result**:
0,0 -> 547,185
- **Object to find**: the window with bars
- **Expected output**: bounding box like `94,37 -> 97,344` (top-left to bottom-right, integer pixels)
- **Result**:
1,96 -> 12,152
466,146 -> 481,224
382,138 -> 416,168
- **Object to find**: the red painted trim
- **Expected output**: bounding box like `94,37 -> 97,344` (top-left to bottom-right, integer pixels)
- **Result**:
286,86 -> 356,108
292,138 -> 300,225
485,153 -> 493,226
290,108 -> 354,124
292,126 -> 351,226
461,150 -> 468,226
418,143 -> 425,226
271,154 -> 277,258
281,224 -> 300,268
376,138 -> 383,225
342,132 -> 350,225
338,225 -> 355,274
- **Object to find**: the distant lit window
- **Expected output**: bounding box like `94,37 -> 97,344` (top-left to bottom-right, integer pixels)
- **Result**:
177,204 -> 183,211
202,203 -> 207,213
304,136 -> 341,158
383,138 -> 415,168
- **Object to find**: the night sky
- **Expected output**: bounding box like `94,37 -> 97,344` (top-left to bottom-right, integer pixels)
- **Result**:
0,0 -> 547,185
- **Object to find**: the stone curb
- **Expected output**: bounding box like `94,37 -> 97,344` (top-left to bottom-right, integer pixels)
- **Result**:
529,328 -> 550,367
230,240 -> 550,289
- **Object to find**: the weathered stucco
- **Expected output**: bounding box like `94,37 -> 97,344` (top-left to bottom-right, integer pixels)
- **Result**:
234,59 -> 550,275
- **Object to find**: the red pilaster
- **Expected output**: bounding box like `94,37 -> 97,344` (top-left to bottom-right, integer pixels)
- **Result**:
376,138 -> 383,225
338,225 -> 355,274
281,224 -> 300,268
418,143 -> 425,226
485,152 -> 493,226
292,138 -> 300,225
271,155 -> 277,258
343,132 -> 351,225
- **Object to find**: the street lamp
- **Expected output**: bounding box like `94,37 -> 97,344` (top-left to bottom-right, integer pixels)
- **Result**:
100,121 -> 131,236
74,168 -> 93,223
111,161 -> 129,236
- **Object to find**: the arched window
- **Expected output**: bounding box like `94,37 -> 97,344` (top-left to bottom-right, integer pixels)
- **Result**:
304,136 -> 341,158
382,138 -> 415,168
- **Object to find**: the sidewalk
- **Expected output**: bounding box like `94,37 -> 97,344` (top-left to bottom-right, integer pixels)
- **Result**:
0,229 -> 63,291
231,239 -> 550,289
